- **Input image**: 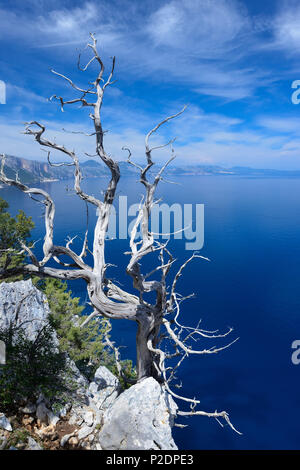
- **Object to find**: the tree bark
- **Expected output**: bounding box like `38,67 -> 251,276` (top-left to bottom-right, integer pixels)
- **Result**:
136,312 -> 160,381
0,34 -> 240,433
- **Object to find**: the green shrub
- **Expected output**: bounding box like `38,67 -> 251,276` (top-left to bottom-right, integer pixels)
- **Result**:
0,197 -> 34,280
0,323 -> 71,413
0,197 -> 136,389
34,277 -> 136,384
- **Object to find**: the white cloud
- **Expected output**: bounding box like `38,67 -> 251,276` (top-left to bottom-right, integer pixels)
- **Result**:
147,0 -> 250,58
0,0 -> 273,100
262,0 -> 300,58
272,2 -> 300,52
2,104 -> 300,170
0,118 -> 156,163
7,84 -> 46,106
257,116 -> 300,134
2,1 -> 300,170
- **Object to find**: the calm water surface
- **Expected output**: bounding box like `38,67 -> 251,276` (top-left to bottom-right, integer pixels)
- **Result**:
1,175 -> 300,450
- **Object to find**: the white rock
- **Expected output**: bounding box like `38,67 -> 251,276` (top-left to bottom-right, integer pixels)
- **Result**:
94,410 -> 103,426
68,414 -> 83,426
78,424 -> 95,440
0,413 -> 12,432
27,437 -> 43,450
83,411 -> 94,427
98,378 -> 178,450
0,280 -> 58,345
47,410 -> 60,427
89,366 -> 121,410
60,432 -> 74,447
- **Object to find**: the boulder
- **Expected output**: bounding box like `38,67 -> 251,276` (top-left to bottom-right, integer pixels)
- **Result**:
60,432 -> 75,447
0,413 -> 12,432
78,424 -> 96,440
89,366 -> 121,410
0,279 -> 57,345
36,402 -> 50,425
27,437 -> 43,450
83,410 -> 94,427
0,280 -> 180,450
0,279 -> 93,428
98,377 -> 178,450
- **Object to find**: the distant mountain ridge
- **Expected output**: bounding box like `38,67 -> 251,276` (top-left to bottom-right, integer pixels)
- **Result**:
1,154 -> 300,185
0,155 -> 138,184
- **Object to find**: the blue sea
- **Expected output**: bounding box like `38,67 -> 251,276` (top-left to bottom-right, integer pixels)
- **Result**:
2,174 -> 300,450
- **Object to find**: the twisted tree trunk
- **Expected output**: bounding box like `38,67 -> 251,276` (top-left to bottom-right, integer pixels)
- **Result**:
136,311 -> 161,381
0,33 -> 240,433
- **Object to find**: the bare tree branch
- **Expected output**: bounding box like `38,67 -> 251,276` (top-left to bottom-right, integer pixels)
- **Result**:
0,35 -> 239,436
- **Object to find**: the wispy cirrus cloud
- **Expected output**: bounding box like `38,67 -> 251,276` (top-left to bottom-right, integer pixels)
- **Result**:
257,115 -> 300,134
2,102 -> 299,170
146,0 -> 251,58
270,0 -> 300,54
0,0 -> 274,100
1,0 -> 300,170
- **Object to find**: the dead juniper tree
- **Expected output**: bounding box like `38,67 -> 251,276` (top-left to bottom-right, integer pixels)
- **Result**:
0,34 -> 240,433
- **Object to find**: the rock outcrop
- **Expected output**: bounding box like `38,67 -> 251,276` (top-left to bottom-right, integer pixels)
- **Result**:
89,366 -> 121,411
0,279 -> 55,343
0,280 -> 178,450
98,377 -> 178,450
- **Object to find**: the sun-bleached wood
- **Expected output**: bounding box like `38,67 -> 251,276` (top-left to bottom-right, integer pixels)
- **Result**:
0,34 -> 240,433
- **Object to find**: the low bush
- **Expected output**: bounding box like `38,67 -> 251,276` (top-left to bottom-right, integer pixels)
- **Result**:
0,323 -> 71,413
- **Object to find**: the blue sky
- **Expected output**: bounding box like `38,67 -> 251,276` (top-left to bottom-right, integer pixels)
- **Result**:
1,0 -> 300,169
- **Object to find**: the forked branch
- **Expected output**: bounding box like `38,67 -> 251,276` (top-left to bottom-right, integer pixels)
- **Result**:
0,34 -> 240,436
